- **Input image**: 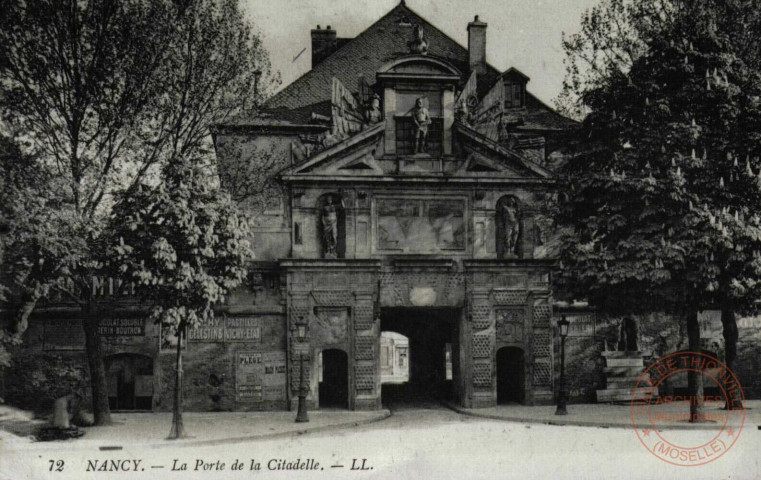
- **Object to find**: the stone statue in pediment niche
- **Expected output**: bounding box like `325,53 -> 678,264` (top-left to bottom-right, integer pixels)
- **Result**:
322,197 -> 338,258
503,197 -> 520,256
497,196 -> 522,258
412,97 -> 431,154
320,194 -> 345,259
408,24 -> 429,55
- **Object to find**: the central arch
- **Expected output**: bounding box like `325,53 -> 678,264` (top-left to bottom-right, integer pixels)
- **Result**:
379,307 -> 460,406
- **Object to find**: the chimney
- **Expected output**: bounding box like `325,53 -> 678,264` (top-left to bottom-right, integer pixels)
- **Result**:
467,15 -> 487,75
311,25 -> 337,68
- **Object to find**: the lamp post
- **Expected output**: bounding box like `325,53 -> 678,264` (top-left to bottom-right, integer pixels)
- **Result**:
555,315 -> 570,416
295,321 -> 310,423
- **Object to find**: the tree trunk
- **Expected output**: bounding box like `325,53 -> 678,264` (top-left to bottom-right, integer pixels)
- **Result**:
168,326 -> 187,439
12,294 -> 40,336
720,308 -> 743,410
686,310 -> 704,423
83,305 -> 112,425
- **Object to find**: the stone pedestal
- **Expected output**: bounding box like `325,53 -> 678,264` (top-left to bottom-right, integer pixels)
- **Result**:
596,351 -> 657,403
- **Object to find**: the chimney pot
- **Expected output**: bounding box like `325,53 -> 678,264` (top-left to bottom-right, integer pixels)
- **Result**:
311,25 -> 338,67
468,15 -> 487,75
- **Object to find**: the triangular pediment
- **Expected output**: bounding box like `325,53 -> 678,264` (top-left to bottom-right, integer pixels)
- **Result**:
279,119 -> 551,182
333,153 -> 384,174
282,122 -> 385,177
456,151 -> 528,177
340,160 -> 374,170
454,122 -> 552,179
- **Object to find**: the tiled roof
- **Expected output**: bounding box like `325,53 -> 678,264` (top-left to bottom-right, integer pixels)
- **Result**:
519,94 -> 579,131
237,2 -> 573,131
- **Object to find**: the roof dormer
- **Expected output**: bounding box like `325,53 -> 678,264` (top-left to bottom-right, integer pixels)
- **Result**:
502,68 -> 530,109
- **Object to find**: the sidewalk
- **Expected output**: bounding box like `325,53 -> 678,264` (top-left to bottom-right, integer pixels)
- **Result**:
445,399 -> 760,430
0,408 -> 391,451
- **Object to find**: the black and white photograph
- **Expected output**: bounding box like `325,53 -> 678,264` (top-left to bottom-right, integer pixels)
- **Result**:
1,0 -> 760,478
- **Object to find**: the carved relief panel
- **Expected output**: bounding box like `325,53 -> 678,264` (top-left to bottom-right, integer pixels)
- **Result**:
375,197 -> 466,253
496,308 -> 524,344
313,308 -> 348,346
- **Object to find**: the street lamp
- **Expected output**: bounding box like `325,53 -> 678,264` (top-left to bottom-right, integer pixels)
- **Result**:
295,317 -> 310,423
555,315 -> 570,416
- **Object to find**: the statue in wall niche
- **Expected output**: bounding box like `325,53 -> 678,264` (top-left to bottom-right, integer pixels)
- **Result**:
321,196 -> 343,258
365,94 -> 382,124
502,197 -> 521,257
407,24 -> 428,54
412,97 -> 431,154
617,317 -> 639,351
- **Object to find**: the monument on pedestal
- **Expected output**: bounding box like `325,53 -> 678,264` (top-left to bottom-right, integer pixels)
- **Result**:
596,318 -> 658,403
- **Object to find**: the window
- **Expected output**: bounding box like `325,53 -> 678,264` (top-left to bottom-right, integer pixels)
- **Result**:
504,82 -> 524,108
395,116 -> 443,155
293,222 -> 302,245
394,92 -> 443,156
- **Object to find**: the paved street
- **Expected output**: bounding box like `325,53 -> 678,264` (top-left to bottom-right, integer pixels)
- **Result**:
2,395 -> 759,480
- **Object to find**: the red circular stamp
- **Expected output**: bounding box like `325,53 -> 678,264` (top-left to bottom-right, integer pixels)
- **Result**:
630,351 -> 746,466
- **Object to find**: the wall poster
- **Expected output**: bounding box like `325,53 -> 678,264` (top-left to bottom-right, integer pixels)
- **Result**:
236,351 -> 287,402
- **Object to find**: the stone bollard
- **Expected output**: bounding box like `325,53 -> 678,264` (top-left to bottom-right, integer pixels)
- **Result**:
52,396 -> 70,429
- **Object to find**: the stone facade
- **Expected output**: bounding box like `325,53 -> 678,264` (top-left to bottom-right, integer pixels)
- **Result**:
3,3 -> 582,412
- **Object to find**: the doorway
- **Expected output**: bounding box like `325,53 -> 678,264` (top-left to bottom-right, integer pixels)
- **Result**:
496,347 -> 524,404
319,349 -> 349,409
105,354 -> 154,411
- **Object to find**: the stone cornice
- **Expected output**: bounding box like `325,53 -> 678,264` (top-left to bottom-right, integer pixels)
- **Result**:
280,174 -> 555,186
463,258 -> 557,271
279,259 -> 382,271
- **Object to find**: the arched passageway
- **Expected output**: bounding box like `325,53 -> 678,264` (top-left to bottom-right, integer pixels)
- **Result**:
380,308 -> 460,407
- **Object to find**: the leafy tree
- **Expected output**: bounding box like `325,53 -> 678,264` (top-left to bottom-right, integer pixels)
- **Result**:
0,0 -> 174,425
109,158 -> 251,439
0,0 -> 274,423
558,0 -> 761,416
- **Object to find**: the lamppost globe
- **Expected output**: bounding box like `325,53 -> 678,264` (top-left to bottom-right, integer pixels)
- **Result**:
558,316 -> 570,338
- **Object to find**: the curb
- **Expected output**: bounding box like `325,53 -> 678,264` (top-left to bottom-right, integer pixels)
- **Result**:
149,409 -> 393,449
3,410 -> 393,451
442,402 -> 744,431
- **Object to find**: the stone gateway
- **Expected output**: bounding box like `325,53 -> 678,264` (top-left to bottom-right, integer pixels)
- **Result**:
8,3 -> 580,412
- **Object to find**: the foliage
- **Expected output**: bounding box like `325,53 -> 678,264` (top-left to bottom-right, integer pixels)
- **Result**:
0,0 -> 275,422
556,0 -> 761,317
109,158 -> 252,334
0,0 -> 276,300
0,136 -> 88,304
4,355 -> 89,414
108,156 -> 251,438
215,138 -> 286,217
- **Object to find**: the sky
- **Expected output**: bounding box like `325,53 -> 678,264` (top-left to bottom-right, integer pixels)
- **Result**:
242,0 -> 601,106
